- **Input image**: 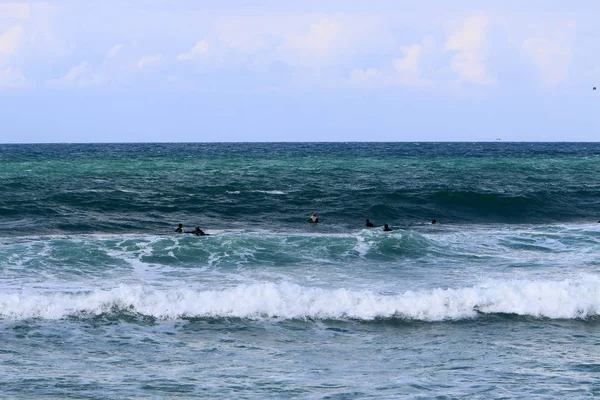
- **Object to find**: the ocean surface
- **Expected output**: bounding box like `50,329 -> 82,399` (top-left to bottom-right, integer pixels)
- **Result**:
1,142 -> 600,399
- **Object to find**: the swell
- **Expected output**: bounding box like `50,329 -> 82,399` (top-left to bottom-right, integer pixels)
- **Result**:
0,231 -> 436,273
1,143 -> 600,235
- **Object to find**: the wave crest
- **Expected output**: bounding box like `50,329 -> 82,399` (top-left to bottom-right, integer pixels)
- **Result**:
2,278 -> 599,322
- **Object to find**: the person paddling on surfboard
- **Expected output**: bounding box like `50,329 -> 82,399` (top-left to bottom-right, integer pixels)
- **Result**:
190,226 -> 209,236
365,219 -> 374,227
383,224 -> 393,231
175,223 -> 184,233
308,212 -> 319,223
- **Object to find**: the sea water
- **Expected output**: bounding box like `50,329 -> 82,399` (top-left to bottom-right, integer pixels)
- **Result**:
1,142 -> 599,398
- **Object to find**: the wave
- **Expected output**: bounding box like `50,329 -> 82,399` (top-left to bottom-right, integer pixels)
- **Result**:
3,142 -> 600,236
0,230 -> 438,272
2,225 -> 599,274
2,278 -> 599,322
226,190 -> 286,195
252,190 -> 286,195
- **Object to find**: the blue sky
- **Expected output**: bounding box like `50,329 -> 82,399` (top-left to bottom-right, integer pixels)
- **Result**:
1,0 -> 599,143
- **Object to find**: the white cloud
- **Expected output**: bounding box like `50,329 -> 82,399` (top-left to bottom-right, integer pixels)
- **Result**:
282,17 -> 342,59
214,19 -> 275,54
278,15 -> 388,68
7,7 -> 586,93
0,2 -> 64,88
107,44 -> 123,58
0,66 -> 28,87
351,36 -> 435,88
0,9 -> 36,88
392,36 -> 435,87
137,54 -> 162,68
394,45 -> 421,74
211,14 -> 388,69
0,25 -> 25,61
177,41 -> 209,61
47,62 -> 104,88
445,14 -> 494,85
522,29 -> 573,87
47,46 -> 130,89
48,62 -> 87,86
26,3 -> 64,59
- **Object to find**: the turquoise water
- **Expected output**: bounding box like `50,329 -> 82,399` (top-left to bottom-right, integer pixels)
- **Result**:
1,143 -> 600,398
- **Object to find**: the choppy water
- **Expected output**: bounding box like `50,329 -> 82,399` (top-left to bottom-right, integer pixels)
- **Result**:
1,143 -> 600,399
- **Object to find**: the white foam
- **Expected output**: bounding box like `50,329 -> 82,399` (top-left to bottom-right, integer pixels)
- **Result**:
252,190 -> 286,195
1,276 -> 599,321
352,234 -> 374,257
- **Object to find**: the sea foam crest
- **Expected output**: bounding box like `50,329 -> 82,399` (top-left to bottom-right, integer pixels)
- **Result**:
1,277 -> 599,321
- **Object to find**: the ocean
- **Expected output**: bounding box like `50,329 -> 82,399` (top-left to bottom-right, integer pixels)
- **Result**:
1,142 -> 599,399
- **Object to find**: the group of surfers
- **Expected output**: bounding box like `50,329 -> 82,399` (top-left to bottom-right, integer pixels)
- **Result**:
308,212 -> 394,231
175,224 -> 209,236
176,214 -> 438,236
309,213 -> 438,231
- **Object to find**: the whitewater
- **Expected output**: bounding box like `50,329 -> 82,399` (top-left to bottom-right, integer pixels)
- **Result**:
1,142 -> 600,398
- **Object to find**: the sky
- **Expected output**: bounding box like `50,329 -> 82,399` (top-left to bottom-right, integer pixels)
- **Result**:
1,0 -> 599,143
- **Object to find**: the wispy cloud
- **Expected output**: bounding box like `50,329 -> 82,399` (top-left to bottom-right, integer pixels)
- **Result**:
281,17 -> 342,59
0,66 -> 28,87
0,24 -> 27,87
0,2 -> 64,88
277,15 -> 387,68
2,4 -> 595,94
521,22 -> 574,87
0,25 -> 25,62
47,44 -> 132,88
107,44 -> 123,59
210,13 -> 389,70
47,62 -> 93,87
137,54 -> 162,68
177,41 -> 209,61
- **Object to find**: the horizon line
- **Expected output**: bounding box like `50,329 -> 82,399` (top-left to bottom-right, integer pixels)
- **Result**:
3,140 -> 600,145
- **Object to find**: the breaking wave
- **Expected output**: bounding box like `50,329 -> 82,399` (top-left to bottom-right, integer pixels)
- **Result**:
2,277 -> 599,322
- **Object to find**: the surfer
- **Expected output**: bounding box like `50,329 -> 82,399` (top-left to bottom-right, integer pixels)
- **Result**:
431,219 -> 438,224
190,226 -> 209,236
175,223 -> 184,233
383,224 -> 392,231
308,212 -> 319,223
365,219 -> 374,227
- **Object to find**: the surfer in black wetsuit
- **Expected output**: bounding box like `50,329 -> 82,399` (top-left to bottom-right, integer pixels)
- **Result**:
308,212 -> 319,223
431,219 -> 438,224
383,224 -> 392,231
365,219 -> 374,227
190,226 -> 209,236
175,223 -> 184,233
